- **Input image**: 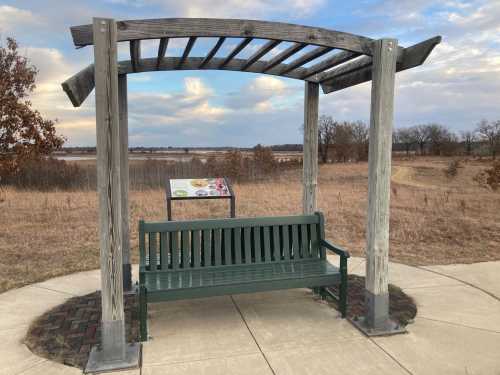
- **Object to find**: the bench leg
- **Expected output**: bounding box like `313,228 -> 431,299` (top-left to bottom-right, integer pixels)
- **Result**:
339,256 -> 348,318
139,285 -> 148,341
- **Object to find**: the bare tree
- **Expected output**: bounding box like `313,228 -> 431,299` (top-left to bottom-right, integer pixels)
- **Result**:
426,123 -> 458,156
460,131 -> 476,156
351,120 -> 369,161
395,127 -> 416,156
410,124 -> 431,155
318,115 -> 335,163
475,119 -> 500,159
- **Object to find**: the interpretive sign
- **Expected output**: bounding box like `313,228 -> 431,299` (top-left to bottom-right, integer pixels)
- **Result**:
166,177 -> 235,220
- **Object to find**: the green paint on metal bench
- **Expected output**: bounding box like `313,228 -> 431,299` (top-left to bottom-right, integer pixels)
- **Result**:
138,212 -> 349,341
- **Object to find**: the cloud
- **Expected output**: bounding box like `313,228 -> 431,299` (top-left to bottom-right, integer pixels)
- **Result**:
0,5 -> 42,34
104,0 -> 325,18
225,76 -> 299,112
126,77 -> 227,144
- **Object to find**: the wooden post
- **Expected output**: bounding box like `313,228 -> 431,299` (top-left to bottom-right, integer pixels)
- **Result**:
364,38 -> 398,331
118,74 -> 131,292
86,17 -> 139,373
303,81 -> 319,214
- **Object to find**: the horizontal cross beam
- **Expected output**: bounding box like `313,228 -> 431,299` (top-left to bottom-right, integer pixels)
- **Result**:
70,18 -> 380,56
320,36 -> 441,93
62,56 -> 313,107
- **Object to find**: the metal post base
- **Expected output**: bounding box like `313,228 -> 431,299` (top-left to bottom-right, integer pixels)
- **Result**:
349,316 -> 406,337
85,342 -> 141,374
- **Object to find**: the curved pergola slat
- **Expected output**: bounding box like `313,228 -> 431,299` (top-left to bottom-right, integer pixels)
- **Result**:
62,56 -> 312,107
62,36 -> 440,107
71,18 -> 380,55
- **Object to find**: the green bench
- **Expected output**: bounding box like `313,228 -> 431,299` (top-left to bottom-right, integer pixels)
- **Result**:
138,212 -> 349,341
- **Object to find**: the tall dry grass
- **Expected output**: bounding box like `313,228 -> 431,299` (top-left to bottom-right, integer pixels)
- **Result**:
0,158 -> 499,292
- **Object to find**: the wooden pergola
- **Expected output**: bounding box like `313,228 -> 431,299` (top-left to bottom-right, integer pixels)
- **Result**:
62,17 -> 440,371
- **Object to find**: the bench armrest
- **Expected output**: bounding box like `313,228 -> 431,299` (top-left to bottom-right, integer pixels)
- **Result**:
320,239 -> 350,259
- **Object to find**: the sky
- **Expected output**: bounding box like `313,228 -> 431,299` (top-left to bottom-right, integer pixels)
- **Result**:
1,0 -> 500,147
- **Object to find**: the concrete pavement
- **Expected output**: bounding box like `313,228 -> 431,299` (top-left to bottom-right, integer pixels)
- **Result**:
0,258 -> 499,375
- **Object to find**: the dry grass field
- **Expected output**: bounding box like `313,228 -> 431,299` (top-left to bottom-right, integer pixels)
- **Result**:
1,157 -> 499,293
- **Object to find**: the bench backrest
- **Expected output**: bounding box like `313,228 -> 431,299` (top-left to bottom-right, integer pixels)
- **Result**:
139,212 -> 326,272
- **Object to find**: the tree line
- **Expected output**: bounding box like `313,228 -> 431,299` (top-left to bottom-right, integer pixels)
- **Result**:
317,115 -> 500,163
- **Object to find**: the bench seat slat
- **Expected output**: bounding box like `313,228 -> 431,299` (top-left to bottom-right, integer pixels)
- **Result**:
144,259 -> 339,293
253,227 -> 262,263
171,232 -> 179,270
224,228 -> 232,265
282,225 -> 290,261
301,224 -> 309,258
234,227 -> 242,265
292,225 -> 300,259
243,227 -> 252,264
192,230 -> 201,268
214,229 -> 222,266
272,225 -> 280,261
160,232 -> 168,270
143,214 -> 319,232
181,230 -> 190,268
149,232 -> 158,270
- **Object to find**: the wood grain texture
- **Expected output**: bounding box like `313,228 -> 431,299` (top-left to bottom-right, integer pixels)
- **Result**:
300,50 -> 359,79
62,56 -> 312,107
70,18 -> 376,55
129,40 -> 141,72
61,64 -> 94,107
242,39 -> 280,70
156,37 -> 168,69
61,37 -> 440,107
365,39 -> 398,297
262,42 -> 306,72
199,37 -> 225,68
118,74 -> 130,272
93,17 -> 125,355
220,37 -> 252,68
178,36 -> 196,69
278,46 -> 332,75
321,36 -> 441,93
303,82 -> 319,215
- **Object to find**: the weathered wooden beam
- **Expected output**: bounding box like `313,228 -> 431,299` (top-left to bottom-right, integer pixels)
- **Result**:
220,37 -> 252,68
90,15 -> 126,365
279,46 -> 332,75
61,56 -> 317,107
118,74 -> 131,292
302,82 -> 319,214
300,50 -> 359,79
157,37 -> 168,69
130,40 -> 141,72
365,38 -> 398,331
70,18 -> 377,55
320,36 -> 441,93
61,64 -> 94,107
121,57 -> 310,79
177,37 -> 196,69
241,40 -> 281,70
316,55 -> 372,82
61,36 -> 440,107
199,37 -> 225,68
262,42 -> 306,72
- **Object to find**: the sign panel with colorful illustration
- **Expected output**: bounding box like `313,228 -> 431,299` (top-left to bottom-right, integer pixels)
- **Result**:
169,178 -> 231,199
